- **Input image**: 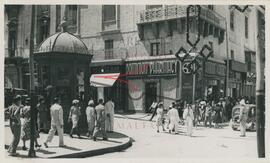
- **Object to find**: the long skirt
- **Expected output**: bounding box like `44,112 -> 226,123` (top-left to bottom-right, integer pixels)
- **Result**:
21,120 -> 40,141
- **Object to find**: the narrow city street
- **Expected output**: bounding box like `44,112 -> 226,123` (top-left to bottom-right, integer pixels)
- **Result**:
92,116 -> 257,158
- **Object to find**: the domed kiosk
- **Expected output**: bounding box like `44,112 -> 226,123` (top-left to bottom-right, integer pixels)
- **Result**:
34,32 -> 92,132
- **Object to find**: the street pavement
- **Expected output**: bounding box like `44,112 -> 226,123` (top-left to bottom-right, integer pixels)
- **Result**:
92,115 -> 257,158
4,121 -> 131,158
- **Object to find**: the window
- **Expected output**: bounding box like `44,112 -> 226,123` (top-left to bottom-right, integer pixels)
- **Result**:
245,16 -> 249,38
245,51 -> 251,71
66,5 -> 77,26
150,43 -> 160,56
146,5 -> 162,10
231,50 -> 235,60
208,5 -> 214,10
8,30 -> 16,57
102,5 -> 119,31
105,40 -> 113,59
37,5 -> 50,44
230,10 -> 234,31
103,5 -> 116,22
209,41 -> 214,57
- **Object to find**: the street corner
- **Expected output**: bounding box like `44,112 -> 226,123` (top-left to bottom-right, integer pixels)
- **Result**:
5,131 -> 132,159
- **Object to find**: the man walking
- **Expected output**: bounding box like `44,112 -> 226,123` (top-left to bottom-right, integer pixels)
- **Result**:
239,99 -> 248,137
105,98 -> 115,132
149,100 -> 158,121
44,97 -> 64,148
7,95 -> 22,156
93,99 -> 108,141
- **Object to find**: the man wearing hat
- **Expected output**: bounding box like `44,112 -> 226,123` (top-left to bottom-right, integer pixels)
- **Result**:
105,97 -> 115,133
239,99 -> 248,137
68,99 -> 81,138
86,99 -> 96,138
7,95 -> 22,156
44,97 -> 64,147
93,99 -> 108,141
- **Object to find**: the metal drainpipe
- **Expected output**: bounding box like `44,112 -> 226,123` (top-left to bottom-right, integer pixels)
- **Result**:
224,16 -> 230,98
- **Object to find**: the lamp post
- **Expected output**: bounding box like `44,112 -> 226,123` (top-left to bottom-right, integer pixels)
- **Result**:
28,5 -> 36,158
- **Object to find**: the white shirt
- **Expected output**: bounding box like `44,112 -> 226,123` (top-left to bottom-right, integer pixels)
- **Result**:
50,103 -> 63,126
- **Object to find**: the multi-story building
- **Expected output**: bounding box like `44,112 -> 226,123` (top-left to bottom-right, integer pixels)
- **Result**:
4,5 -> 263,113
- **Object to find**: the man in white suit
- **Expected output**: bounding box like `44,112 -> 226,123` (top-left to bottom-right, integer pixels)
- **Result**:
105,98 -> 115,132
44,97 -> 64,148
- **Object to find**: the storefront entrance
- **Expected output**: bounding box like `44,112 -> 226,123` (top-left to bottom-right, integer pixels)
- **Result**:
145,82 -> 157,113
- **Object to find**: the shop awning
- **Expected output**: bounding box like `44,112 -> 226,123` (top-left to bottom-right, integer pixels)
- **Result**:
90,73 -> 120,87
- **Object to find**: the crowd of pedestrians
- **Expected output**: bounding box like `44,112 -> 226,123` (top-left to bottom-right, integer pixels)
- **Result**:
149,96 -> 251,137
5,94 -> 115,156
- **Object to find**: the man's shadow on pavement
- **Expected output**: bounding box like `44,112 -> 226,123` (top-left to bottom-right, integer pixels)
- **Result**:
106,132 -> 128,139
47,145 -> 81,151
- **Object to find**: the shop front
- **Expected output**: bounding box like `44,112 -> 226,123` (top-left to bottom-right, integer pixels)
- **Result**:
204,60 -> 226,102
228,60 -> 247,99
90,60 -> 127,113
126,57 -> 179,112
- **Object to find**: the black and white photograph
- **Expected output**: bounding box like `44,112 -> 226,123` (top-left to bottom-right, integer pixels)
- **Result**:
1,0 -> 268,161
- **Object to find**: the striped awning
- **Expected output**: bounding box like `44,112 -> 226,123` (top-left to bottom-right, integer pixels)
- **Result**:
90,73 -> 120,87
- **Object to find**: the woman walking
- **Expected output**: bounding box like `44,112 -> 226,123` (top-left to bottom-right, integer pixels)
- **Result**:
213,102 -> 222,128
156,102 -> 165,133
69,99 -> 81,138
183,103 -> 194,137
37,97 -> 48,133
86,100 -> 96,138
167,102 -> 180,134
20,98 -> 41,150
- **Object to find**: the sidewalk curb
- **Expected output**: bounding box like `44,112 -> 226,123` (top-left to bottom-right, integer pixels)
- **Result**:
48,137 -> 133,158
114,115 -> 152,122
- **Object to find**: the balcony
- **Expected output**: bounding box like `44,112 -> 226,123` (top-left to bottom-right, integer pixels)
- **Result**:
90,48 -> 128,61
137,5 -> 225,29
5,47 -> 30,59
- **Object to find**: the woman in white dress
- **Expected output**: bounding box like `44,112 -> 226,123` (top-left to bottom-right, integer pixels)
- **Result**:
183,103 -> 195,137
167,103 -> 180,134
156,102 -> 164,133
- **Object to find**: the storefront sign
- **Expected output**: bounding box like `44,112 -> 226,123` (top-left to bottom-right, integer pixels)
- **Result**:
208,79 -> 218,86
230,60 -> 247,72
205,61 -> 226,76
126,60 -> 177,77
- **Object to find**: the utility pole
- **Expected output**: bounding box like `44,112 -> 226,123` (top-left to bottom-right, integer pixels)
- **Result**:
28,5 -> 36,158
256,9 -> 265,158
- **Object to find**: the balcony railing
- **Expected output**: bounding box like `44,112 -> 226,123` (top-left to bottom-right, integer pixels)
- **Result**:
5,47 -> 30,58
138,5 -> 225,29
90,48 -> 128,61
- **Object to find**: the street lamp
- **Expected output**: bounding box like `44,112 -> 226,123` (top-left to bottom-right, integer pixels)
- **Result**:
28,5 -> 36,157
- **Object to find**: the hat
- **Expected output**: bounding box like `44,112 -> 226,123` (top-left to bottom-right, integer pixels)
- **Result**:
158,102 -> 163,106
13,95 -> 22,101
88,100 -> 94,105
72,99 -> 79,104
239,99 -> 246,105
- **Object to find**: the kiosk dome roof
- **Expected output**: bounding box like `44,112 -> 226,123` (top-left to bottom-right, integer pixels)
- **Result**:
36,32 -> 88,55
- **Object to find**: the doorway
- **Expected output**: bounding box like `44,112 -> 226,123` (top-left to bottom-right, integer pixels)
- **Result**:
145,82 -> 157,113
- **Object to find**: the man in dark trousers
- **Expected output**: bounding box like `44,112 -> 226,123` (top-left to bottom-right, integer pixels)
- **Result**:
149,100 -> 158,121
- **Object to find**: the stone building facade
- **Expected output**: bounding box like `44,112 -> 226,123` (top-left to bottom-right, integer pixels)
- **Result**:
4,5 -> 263,112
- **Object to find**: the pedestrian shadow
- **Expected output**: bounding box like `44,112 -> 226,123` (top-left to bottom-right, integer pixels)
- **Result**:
36,148 -> 57,155
105,139 -> 122,144
60,145 -> 82,151
107,132 -> 128,139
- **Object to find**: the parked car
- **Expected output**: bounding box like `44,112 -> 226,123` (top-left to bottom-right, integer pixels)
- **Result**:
230,104 -> 256,131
